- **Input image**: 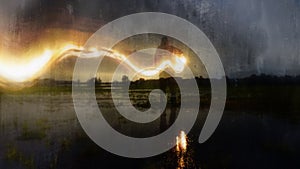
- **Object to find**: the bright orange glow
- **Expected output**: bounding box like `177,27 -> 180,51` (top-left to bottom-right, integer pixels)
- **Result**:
107,50 -> 187,77
0,43 -> 84,83
176,130 -> 187,152
0,50 -> 53,82
0,44 -> 187,87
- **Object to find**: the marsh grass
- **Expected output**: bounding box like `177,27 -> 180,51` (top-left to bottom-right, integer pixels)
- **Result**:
5,144 -> 35,169
18,119 -> 49,140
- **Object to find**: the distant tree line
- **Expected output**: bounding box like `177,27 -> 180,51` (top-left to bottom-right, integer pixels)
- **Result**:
35,74 -> 300,87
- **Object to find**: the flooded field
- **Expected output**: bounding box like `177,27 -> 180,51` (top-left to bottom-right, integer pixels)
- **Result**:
0,87 -> 300,169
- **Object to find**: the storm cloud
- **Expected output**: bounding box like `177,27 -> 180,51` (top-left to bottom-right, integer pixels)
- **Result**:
1,0 -> 300,77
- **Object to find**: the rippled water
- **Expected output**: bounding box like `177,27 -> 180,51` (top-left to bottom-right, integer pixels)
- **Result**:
0,90 -> 299,169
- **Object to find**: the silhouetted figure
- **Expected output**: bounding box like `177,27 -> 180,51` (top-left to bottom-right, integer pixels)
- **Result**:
156,37 -> 182,131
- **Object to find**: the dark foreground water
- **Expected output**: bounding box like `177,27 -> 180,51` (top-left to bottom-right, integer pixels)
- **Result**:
0,90 -> 300,169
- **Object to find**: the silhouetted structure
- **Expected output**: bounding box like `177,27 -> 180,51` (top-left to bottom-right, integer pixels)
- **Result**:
155,37 -> 182,131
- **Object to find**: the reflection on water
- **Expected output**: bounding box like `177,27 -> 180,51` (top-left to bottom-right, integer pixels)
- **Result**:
0,90 -> 300,169
176,131 -> 187,152
176,131 -> 187,169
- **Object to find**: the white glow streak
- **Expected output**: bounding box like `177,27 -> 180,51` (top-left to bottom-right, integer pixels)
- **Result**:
0,50 -> 53,82
176,130 -> 187,152
0,45 -> 187,83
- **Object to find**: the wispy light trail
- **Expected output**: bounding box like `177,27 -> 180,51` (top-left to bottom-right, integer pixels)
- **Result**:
0,44 -> 187,88
0,50 -> 52,83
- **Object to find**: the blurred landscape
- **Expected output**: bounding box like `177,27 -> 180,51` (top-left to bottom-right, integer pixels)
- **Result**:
0,0 -> 300,169
0,75 -> 300,169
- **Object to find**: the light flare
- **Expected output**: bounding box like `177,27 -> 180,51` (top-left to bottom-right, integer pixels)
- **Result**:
108,50 -> 187,77
0,44 -> 187,87
176,130 -> 187,152
0,50 -> 53,82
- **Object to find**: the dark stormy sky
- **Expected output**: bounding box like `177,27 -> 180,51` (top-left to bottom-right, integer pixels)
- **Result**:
0,0 -> 300,78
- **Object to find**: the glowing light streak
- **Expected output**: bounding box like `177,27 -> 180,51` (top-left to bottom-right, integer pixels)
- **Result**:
0,50 -> 53,82
0,44 -> 187,86
176,130 -> 187,152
